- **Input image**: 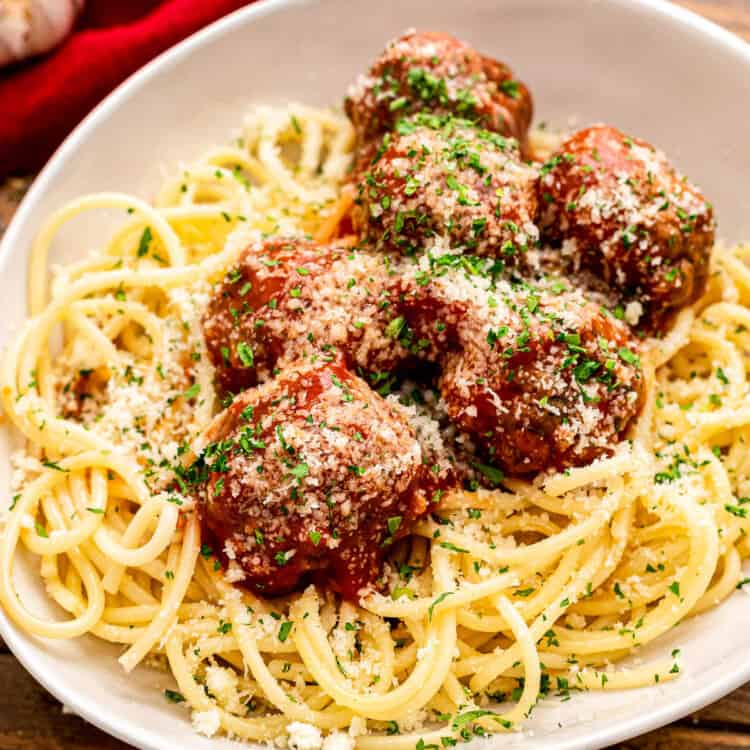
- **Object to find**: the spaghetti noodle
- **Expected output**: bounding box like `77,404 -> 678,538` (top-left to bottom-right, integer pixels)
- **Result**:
1,101 -> 749,748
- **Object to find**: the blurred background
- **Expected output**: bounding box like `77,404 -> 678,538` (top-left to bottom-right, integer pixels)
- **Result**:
0,0 -> 251,179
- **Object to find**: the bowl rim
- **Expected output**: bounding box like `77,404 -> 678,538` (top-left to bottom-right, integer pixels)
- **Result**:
1,1 -> 750,749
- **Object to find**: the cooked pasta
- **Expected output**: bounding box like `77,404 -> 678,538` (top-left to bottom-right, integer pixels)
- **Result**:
1,98 -> 749,750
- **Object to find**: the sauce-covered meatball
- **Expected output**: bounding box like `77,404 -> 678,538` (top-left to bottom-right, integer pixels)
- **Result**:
393,263 -> 645,474
202,238 -> 412,394
194,358 -> 427,599
352,115 -> 538,259
345,30 -> 533,149
538,125 -> 714,332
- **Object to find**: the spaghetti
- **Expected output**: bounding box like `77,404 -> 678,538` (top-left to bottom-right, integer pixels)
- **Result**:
1,101 -> 749,749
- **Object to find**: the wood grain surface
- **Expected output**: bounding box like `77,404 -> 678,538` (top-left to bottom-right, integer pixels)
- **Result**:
0,1 -> 749,748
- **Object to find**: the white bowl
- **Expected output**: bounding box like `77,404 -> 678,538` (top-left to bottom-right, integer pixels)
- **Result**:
2,1 -> 750,748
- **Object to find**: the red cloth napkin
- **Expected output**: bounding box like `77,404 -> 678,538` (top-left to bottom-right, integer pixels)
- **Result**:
0,0 -> 253,180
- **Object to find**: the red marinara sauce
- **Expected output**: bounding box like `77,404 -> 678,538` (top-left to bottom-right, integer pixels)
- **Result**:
195,358 -> 429,599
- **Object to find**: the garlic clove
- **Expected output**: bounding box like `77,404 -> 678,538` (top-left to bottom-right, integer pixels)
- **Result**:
0,0 -> 84,67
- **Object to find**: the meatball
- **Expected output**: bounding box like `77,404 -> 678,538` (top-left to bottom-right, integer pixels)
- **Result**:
345,30 -> 533,149
352,116 -> 539,259
202,238 -> 412,394
393,265 -> 645,474
538,125 -> 714,332
195,358 -> 427,599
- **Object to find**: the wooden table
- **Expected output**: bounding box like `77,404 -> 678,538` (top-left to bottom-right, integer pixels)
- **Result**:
1,1 -> 749,748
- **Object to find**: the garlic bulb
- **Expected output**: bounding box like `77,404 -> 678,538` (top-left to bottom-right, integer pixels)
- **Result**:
0,0 -> 84,67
